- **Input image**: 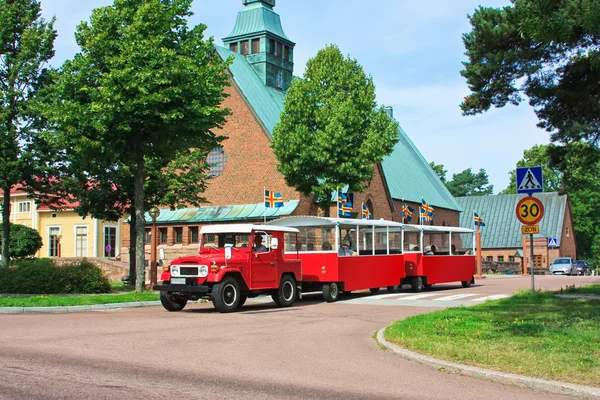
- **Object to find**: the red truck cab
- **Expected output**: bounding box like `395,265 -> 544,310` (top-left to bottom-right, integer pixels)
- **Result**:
153,224 -> 301,313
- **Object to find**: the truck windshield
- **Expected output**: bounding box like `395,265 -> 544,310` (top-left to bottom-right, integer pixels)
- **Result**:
201,233 -> 250,250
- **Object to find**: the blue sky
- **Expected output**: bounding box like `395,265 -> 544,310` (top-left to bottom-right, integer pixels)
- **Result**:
41,0 -> 549,193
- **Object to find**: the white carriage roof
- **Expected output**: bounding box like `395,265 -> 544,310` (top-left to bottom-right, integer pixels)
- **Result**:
200,224 -> 299,234
268,216 -> 474,234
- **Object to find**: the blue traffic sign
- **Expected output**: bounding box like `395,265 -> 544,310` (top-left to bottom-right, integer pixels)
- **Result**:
547,238 -> 558,247
516,166 -> 543,195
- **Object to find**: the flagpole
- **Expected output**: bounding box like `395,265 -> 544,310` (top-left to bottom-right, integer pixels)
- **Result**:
336,186 -> 340,218
263,187 -> 266,224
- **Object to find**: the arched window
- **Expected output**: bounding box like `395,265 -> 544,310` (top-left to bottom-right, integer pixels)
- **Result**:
366,199 -> 374,219
207,148 -> 225,177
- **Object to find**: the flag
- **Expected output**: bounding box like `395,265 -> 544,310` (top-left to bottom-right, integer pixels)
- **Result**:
420,198 -> 434,223
474,211 -> 485,227
339,199 -> 353,217
264,189 -> 284,208
337,192 -> 347,209
361,203 -> 373,220
401,200 -> 415,222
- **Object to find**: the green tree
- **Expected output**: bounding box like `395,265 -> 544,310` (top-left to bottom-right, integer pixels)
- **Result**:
429,162 -> 447,183
460,1 -> 600,147
0,223 -> 42,258
501,144 -> 562,194
446,168 -> 493,197
0,0 -> 55,267
44,0 -> 230,292
272,45 -> 398,214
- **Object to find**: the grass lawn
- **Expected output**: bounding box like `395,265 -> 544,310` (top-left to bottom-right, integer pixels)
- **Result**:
0,291 -> 159,307
562,283 -> 600,296
385,288 -> 600,387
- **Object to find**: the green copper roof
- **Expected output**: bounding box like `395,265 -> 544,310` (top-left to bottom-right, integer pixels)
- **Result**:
144,200 -> 299,224
216,46 -> 285,135
224,1 -> 290,42
455,193 -> 567,248
381,125 -> 462,211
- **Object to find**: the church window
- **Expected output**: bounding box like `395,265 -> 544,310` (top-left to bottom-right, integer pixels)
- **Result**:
207,147 -> 225,177
241,40 -> 249,55
277,42 -> 283,57
251,39 -> 260,54
284,45 -> 290,61
269,39 -> 275,55
229,42 -> 238,53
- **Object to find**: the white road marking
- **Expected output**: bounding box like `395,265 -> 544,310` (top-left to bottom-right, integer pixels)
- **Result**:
471,294 -> 511,302
433,293 -> 479,301
396,293 -> 437,300
368,293 -> 415,300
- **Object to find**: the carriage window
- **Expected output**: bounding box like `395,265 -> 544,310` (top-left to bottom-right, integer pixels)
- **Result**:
405,232 -> 420,252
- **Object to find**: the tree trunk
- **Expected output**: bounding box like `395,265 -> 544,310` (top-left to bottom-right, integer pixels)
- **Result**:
2,187 -> 11,267
135,157 -> 146,293
128,210 -> 136,287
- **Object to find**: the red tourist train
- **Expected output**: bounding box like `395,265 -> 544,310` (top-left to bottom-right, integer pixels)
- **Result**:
154,216 -> 476,313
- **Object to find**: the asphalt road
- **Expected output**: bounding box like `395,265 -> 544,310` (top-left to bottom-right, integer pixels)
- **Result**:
0,275 -> 597,400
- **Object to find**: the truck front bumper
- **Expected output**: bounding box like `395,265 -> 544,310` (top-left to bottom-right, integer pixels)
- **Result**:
153,284 -> 210,294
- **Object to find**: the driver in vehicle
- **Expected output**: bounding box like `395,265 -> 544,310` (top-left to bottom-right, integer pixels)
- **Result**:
253,234 -> 268,252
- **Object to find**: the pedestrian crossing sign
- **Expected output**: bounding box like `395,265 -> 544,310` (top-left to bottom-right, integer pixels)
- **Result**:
547,238 -> 558,247
516,166 -> 543,194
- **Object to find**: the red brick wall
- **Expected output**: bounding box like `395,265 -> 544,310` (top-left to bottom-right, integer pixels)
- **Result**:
559,199 -> 577,260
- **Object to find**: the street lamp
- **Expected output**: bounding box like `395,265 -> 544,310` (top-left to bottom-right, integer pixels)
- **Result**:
149,206 -> 161,286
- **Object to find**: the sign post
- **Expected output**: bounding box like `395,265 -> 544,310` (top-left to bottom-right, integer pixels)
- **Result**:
516,166 -> 544,292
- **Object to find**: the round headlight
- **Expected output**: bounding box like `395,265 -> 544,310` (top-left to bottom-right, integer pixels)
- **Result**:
171,266 -> 179,275
199,265 -> 208,277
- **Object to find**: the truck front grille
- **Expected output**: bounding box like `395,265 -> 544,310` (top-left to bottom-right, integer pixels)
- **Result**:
180,267 -> 199,276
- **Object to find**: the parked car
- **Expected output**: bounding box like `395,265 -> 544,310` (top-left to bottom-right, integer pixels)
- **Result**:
575,260 -> 591,276
549,257 -> 577,275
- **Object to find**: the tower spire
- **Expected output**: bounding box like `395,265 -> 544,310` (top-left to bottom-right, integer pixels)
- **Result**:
224,0 -> 294,91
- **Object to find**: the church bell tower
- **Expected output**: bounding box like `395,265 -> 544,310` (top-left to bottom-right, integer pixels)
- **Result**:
223,0 -> 295,91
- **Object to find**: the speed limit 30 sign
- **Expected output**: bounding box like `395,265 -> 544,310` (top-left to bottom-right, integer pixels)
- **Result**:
516,196 -> 544,225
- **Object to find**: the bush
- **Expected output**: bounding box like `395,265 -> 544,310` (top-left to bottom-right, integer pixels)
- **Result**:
0,259 -> 111,294
0,223 -> 43,259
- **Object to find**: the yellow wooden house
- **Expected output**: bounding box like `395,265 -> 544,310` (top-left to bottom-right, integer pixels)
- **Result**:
1,187 -> 123,259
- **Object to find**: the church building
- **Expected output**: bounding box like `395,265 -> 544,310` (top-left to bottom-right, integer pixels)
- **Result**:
120,0 -> 461,264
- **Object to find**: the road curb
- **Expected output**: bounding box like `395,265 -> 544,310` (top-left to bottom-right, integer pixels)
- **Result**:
0,301 -> 162,314
376,328 -> 600,400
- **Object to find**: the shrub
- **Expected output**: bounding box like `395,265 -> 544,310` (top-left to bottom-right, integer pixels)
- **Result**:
0,259 -> 111,294
0,223 -> 43,259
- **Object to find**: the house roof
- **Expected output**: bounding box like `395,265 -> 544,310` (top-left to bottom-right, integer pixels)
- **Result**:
144,200 -> 299,224
455,193 -> 568,249
216,46 -> 459,212
223,1 -> 291,43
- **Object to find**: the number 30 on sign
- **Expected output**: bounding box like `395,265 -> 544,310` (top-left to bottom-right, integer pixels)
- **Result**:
516,196 -> 544,225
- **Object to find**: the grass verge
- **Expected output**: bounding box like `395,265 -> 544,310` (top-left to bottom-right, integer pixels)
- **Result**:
561,283 -> 600,296
0,292 -> 159,307
385,288 -> 600,387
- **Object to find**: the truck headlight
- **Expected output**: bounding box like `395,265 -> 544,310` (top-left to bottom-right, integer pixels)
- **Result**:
171,266 -> 179,275
199,265 -> 208,277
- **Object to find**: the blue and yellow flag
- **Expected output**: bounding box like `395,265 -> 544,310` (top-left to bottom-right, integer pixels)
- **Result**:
264,190 -> 284,208
339,199 -> 353,217
474,211 -> 485,227
402,200 -> 415,222
361,203 -> 373,220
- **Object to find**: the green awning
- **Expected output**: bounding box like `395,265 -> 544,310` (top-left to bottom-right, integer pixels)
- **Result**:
141,200 -> 299,224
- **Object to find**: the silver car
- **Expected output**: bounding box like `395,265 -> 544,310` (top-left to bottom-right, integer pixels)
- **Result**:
549,257 -> 577,275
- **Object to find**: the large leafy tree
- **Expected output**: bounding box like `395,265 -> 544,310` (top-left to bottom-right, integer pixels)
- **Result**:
44,0 -> 230,292
272,45 -> 399,214
446,168 -> 493,197
501,144 -> 562,194
461,0 -> 600,147
0,0 -> 55,267
0,223 -> 42,258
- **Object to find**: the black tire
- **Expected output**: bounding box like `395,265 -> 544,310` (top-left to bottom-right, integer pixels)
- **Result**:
239,295 -> 247,308
322,282 -> 340,302
212,276 -> 241,313
369,287 -> 381,294
461,278 -> 473,288
411,277 -> 423,293
274,275 -> 296,308
386,285 -> 401,293
160,291 -> 188,312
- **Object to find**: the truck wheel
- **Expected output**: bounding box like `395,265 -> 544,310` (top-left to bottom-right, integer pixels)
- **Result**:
239,295 -> 247,308
369,288 -> 381,294
411,277 -> 423,293
322,283 -> 339,302
212,276 -> 241,313
274,275 -> 296,308
387,285 -> 401,293
160,291 -> 188,312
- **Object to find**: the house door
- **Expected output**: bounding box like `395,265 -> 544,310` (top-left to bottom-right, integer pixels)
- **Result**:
75,226 -> 88,257
534,255 -> 542,269
104,226 -> 116,257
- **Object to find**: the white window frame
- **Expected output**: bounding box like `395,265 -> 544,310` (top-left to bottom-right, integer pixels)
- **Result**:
74,224 -> 89,257
47,226 -> 62,257
18,201 -> 31,213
